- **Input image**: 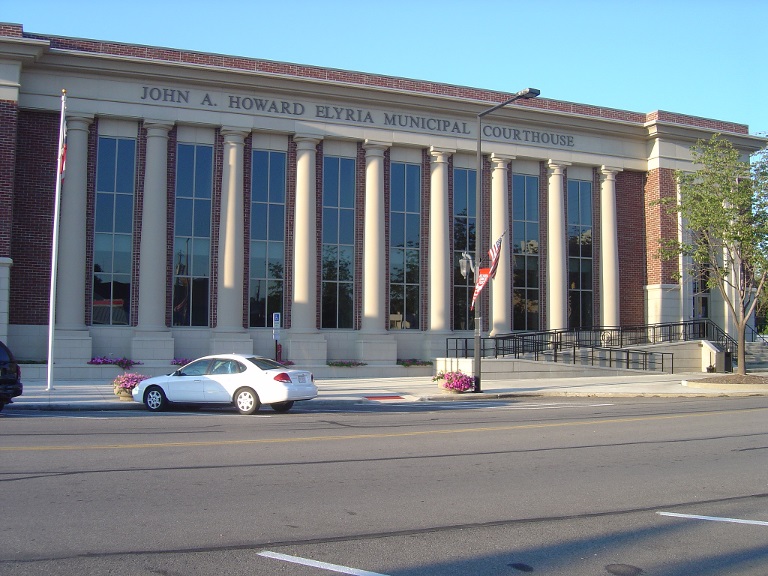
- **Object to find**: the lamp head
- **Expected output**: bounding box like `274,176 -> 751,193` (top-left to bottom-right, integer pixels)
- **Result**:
517,88 -> 541,99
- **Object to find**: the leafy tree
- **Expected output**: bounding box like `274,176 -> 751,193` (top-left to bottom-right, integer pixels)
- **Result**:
660,134 -> 768,374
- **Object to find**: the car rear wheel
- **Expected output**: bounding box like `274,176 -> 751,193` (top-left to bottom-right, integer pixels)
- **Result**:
234,387 -> 260,415
144,386 -> 168,412
270,401 -> 294,413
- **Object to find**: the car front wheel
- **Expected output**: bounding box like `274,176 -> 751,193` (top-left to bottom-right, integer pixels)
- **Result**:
144,386 -> 168,412
270,401 -> 294,413
234,387 -> 260,415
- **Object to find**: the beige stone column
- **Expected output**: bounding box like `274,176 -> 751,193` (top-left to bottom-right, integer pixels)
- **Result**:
136,122 -> 172,332
428,147 -> 454,333
286,135 -> 327,364
600,166 -> 622,327
54,115 -> 93,362
291,135 -> 321,332
356,140 -> 397,364
132,122 -> 175,361
211,128 -> 252,354
490,153 -> 514,336
361,141 -> 390,333
547,161 -> 570,331
216,129 -> 247,330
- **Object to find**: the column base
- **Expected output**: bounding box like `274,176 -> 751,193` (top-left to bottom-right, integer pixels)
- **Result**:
131,331 -> 175,363
355,334 -> 397,365
284,333 -> 328,365
210,331 -> 254,356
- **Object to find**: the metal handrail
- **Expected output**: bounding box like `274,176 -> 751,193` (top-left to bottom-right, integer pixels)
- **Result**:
446,319 -> 733,374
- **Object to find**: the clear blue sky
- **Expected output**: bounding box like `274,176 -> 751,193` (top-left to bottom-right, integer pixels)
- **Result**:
4,0 -> 766,138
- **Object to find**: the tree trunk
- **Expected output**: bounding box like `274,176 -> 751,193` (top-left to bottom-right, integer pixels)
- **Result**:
736,321 -> 747,375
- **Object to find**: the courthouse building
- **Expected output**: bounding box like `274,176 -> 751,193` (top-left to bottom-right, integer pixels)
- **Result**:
0,23 -> 765,367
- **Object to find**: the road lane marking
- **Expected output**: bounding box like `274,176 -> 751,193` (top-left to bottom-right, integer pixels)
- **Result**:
258,551 -> 390,575
2,406 -> 766,453
658,512 -> 768,526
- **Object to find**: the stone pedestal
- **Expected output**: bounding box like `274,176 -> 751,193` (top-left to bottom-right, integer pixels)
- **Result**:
52,329 -> 93,363
422,332 -> 454,364
209,331 -> 253,355
285,333 -> 328,365
356,335 -> 397,365
131,331 -> 175,363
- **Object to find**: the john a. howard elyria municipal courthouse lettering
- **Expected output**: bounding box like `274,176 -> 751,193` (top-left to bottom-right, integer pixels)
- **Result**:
0,22 -> 764,371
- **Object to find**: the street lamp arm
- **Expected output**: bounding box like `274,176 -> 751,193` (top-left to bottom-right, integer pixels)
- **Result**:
478,88 -> 541,119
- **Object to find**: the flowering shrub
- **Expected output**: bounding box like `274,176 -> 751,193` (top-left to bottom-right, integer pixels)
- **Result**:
171,358 -> 192,366
397,359 -> 433,367
89,356 -> 143,371
437,370 -> 475,392
327,360 -> 367,367
112,372 -> 149,394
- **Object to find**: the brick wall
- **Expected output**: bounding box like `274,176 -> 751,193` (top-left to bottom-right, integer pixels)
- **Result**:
0,100 -> 18,258
10,110 -> 56,324
644,168 -> 679,286
616,171 -> 647,325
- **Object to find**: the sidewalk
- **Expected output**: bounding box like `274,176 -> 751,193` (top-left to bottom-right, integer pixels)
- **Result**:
5,371 -> 768,412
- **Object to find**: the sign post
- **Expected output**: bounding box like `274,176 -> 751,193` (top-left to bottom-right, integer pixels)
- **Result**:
272,312 -> 281,361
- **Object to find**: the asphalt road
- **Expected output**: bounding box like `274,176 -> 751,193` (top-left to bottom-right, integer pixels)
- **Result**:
2,396 -> 768,575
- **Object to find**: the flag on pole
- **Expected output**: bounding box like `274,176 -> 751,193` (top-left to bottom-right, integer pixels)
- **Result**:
58,117 -> 67,179
470,267 -> 490,310
47,89 -> 67,392
487,232 -> 505,279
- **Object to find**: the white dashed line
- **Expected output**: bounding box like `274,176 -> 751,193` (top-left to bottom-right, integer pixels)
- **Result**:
258,551 -> 390,575
658,512 -> 768,526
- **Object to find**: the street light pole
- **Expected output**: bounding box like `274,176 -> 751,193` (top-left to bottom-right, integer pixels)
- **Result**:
473,87 -> 540,392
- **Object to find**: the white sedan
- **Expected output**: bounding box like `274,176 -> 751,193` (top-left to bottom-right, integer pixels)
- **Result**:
132,354 -> 317,414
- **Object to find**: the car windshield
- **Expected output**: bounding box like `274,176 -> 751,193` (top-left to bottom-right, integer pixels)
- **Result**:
246,357 -> 286,371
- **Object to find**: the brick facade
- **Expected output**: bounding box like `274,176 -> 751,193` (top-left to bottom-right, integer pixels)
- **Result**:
616,171 -> 647,325
644,168 -> 679,286
10,110 -> 56,324
0,100 -> 18,258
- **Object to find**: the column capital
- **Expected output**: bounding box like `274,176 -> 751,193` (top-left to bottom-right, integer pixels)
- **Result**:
490,153 -> 516,168
363,140 -> 391,154
547,160 -> 571,174
429,146 -> 455,163
66,115 -> 94,131
294,133 -> 323,146
600,165 -> 623,179
143,120 -> 173,134
220,127 -> 249,142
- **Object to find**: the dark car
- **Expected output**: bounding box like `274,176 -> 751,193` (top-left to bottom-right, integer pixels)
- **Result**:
0,340 -> 22,411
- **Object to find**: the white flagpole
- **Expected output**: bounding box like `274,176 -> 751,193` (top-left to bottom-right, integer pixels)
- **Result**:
46,89 -> 66,391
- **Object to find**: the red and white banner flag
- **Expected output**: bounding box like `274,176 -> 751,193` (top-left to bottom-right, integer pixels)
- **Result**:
58,90 -> 67,180
470,267 -> 490,310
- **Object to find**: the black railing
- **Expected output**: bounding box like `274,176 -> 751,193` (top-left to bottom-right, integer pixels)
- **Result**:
446,319 -> 734,374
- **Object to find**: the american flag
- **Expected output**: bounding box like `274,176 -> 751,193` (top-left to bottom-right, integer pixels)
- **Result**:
487,233 -> 504,279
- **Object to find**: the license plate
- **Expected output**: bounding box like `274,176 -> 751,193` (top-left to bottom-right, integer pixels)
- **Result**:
298,374 -> 306,383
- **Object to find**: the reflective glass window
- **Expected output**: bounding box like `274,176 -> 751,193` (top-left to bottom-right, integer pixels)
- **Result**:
249,150 -> 286,327
322,156 -> 356,328
390,162 -> 421,330
173,143 -> 212,327
92,136 -> 136,326
512,174 -> 540,331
